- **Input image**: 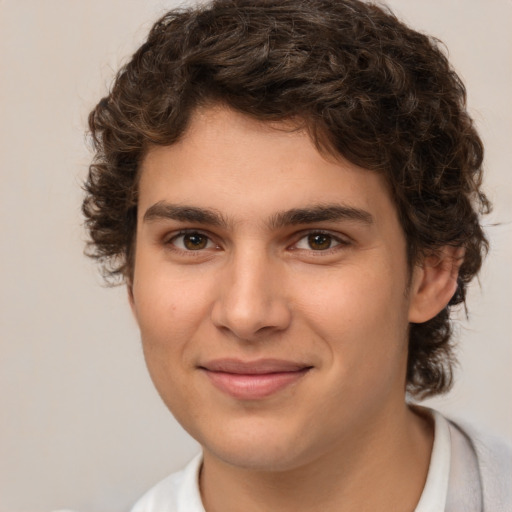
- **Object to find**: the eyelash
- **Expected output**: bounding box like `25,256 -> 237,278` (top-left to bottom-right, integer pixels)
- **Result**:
291,230 -> 351,253
164,229 -> 351,254
165,230 -> 218,252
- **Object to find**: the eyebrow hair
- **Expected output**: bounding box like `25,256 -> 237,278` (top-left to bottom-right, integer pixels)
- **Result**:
143,201 -> 373,229
143,202 -> 228,227
268,204 -> 373,229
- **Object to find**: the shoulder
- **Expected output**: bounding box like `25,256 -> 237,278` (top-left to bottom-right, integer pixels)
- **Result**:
130,453 -> 204,512
449,416 -> 512,473
447,415 -> 512,511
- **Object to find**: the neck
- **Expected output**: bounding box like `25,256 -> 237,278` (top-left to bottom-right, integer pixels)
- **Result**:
200,403 -> 433,512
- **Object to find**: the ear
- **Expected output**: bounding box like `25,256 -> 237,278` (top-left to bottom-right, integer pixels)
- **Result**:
408,246 -> 464,323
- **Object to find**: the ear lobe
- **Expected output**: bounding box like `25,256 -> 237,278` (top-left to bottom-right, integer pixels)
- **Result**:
408,246 -> 464,323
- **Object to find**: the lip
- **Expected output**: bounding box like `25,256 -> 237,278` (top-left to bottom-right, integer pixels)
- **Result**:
199,358 -> 312,400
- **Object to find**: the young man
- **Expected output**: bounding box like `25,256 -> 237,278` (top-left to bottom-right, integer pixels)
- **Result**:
83,0 -> 511,510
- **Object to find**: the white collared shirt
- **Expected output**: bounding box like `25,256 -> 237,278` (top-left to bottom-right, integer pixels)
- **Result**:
130,411 -> 480,512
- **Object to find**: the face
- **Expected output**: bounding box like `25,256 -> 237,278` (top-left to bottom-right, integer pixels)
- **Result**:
130,106 -> 421,471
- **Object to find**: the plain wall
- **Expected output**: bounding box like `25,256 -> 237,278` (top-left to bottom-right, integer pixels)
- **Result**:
1,1 -> 510,511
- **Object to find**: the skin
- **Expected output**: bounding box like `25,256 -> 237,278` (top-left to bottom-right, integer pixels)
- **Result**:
130,105 -> 460,512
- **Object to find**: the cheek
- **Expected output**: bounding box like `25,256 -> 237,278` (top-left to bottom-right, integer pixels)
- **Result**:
297,262 -> 410,365
302,263 -> 405,323
132,274 -> 209,404
132,289 -> 207,401
299,270 -> 410,416
132,262 -> 213,338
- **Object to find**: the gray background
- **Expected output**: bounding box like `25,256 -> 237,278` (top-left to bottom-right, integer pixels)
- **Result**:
1,1 -> 511,511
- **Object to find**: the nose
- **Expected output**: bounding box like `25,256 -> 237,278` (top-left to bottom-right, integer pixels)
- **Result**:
210,249 -> 292,341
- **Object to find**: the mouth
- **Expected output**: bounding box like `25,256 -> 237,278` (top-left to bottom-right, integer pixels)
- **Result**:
198,359 -> 313,400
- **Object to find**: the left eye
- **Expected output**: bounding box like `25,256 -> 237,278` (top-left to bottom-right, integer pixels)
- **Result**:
170,232 -> 215,251
295,233 -> 342,251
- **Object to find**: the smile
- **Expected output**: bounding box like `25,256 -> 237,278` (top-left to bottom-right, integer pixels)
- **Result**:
199,359 -> 312,400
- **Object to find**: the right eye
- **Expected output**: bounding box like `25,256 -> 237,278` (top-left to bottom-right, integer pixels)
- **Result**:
169,231 -> 215,251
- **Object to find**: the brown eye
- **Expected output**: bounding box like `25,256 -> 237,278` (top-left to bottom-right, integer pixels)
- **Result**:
307,233 -> 333,250
170,232 -> 213,251
294,231 -> 346,252
183,233 -> 208,250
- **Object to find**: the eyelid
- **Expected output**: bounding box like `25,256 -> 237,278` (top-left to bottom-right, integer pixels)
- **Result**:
290,229 -> 352,251
165,229 -> 219,251
161,227 -> 351,253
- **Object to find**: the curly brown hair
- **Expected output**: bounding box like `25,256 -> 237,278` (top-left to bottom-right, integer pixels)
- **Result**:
83,0 -> 490,398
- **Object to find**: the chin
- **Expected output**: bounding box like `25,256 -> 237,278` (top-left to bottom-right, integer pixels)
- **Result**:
199,419 -> 320,472
208,444 -> 304,472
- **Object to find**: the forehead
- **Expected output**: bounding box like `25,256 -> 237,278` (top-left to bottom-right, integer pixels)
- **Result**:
138,106 -> 397,228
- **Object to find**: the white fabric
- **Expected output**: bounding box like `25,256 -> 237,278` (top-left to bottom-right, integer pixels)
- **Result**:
131,452 -> 204,512
414,409 -> 451,512
453,419 -> 512,512
445,419 -> 482,510
130,410 -> 512,512
131,454 -> 205,512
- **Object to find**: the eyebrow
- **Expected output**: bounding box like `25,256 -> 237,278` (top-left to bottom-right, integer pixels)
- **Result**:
142,201 -> 373,229
268,204 -> 373,229
143,202 -> 228,227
